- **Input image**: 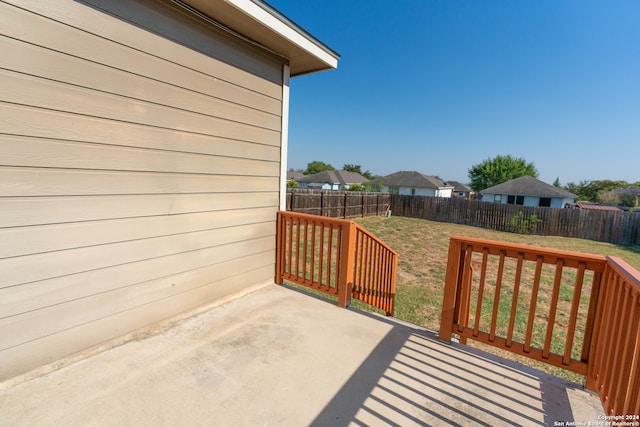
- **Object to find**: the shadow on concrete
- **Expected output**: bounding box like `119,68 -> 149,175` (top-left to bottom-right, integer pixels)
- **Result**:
308,306 -> 600,426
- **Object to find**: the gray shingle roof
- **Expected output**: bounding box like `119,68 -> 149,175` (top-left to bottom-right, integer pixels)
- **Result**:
481,176 -> 577,198
297,170 -> 368,184
447,181 -> 472,192
371,171 -> 454,189
287,171 -> 305,181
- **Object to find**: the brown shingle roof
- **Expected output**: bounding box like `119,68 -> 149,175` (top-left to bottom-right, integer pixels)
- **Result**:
574,202 -> 621,211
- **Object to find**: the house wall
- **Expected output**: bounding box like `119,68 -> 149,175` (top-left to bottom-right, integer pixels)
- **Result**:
435,188 -> 454,198
482,194 -> 573,208
391,187 -> 452,197
0,0 -> 285,380
387,187 -> 436,196
557,198 -> 574,208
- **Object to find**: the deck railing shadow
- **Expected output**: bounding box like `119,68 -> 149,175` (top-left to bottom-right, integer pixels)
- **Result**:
310,307 -> 590,426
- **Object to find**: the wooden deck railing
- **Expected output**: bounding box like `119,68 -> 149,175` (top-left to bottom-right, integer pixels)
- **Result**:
275,211 -> 398,315
587,256 -> 640,415
439,236 -> 640,415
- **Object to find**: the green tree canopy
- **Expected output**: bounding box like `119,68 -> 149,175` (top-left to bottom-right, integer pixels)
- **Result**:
565,180 -> 637,202
467,155 -> 538,192
304,161 -> 334,175
343,164 -> 375,180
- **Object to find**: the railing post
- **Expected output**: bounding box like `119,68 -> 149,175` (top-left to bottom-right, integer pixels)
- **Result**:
387,251 -> 398,317
337,221 -> 356,308
439,237 -> 463,342
584,268 -> 605,392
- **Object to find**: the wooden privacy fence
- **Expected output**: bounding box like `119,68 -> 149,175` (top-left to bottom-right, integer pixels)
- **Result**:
286,189 -> 390,218
390,195 -> 640,245
439,236 -> 640,415
275,211 -> 398,315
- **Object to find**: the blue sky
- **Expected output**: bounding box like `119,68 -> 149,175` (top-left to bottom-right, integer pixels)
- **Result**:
269,0 -> 639,185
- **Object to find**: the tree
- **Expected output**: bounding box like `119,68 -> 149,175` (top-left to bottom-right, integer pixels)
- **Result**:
304,161 -> 334,175
553,177 -> 561,188
343,164 -> 362,174
343,164 -> 375,180
346,183 -> 365,191
566,179 -> 634,202
467,155 -> 538,192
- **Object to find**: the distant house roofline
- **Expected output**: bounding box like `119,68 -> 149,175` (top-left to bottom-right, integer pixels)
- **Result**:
372,171 -> 454,190
481,176 -> 577,199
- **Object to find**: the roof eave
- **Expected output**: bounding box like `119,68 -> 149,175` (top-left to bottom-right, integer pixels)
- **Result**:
180,0 -> 339,76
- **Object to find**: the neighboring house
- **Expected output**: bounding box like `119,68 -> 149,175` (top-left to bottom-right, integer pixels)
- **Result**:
297,170 -> 368,190
448,181 -> 473,199
372,171 -> 455,197
481,176 -> 576,208
286,171 -> 305,186
0,0 -> 338,381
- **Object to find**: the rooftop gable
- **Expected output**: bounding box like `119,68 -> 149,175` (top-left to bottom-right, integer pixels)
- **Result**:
482,176 -> 577,199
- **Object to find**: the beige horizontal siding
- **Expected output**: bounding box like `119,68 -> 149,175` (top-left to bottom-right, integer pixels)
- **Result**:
0,207 -> 276,259
1,71 -> 280,145
3,37 -> 281,130
1,136 -> 279,176
0,220 -> 275,289
1,238 -> 276,320
2,1 -> 283,100
1,251 -> 275,350
0,192 -> 279,228
0,104 -> 281,160
0,264 -> 275,380
0,168 -> 279,196
0,0 -> 287,380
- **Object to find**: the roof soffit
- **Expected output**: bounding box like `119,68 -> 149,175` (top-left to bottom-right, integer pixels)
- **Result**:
178,0 -> 339,76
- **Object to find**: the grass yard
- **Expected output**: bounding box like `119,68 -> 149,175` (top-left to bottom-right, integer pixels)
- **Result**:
289,215 -> 640,384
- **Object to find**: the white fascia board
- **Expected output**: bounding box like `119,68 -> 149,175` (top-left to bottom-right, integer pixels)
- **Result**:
226,0 -> 339,70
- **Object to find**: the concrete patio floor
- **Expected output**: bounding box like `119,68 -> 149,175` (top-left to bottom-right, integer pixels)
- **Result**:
0,284 -> 604,426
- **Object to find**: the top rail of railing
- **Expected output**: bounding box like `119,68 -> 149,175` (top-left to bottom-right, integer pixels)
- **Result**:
439,236 -> 607,375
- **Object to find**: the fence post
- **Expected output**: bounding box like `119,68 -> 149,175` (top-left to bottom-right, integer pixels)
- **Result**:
439,237 -> 463,342
337,221 -> 356,308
